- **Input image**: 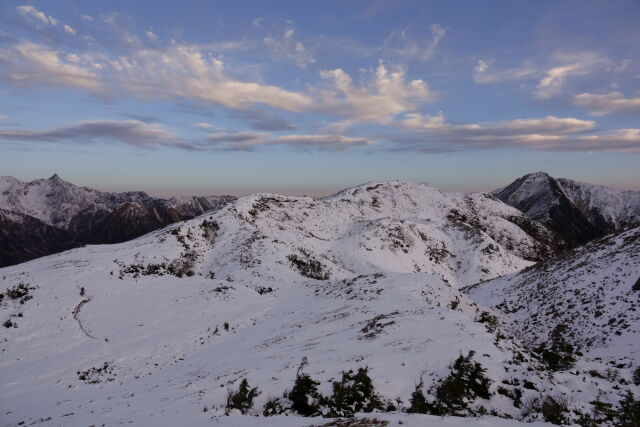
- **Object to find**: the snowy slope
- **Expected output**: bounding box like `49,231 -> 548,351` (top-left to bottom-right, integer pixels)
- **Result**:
1,181 -> 631,426
466,225 -> 640,364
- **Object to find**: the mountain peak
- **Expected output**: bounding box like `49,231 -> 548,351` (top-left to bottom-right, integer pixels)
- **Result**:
523,171 -> 551,179
493,172 -> 603,246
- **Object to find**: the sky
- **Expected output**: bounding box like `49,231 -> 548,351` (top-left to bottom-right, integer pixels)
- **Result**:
0,0 -> 639,197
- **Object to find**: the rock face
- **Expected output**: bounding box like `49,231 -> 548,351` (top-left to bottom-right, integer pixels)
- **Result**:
557,177 -> 640,231
493,172 -> 640,247
0,175 -> 235,267
4,181 -> 630,426
0,209 -> 78,266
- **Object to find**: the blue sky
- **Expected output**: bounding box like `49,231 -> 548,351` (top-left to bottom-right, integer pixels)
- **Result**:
0,0 -> 638,196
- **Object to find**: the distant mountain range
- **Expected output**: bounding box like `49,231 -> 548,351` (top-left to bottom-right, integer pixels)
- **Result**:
2,172 -> 637,268
493,171 -> 640,247
0,174 -> 235,267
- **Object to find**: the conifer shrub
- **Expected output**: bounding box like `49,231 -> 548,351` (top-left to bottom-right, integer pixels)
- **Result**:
407,381 -> 428,413
426,351 -> 492,416
326,367 -> 383,417
225,378 -> 260,415
287,250 -> 330,280
477,311 -> 499,332
289,372 -> 323,416
521,394 -> 569,425
263,396 -> 288,416
617,390 -> 640,427
633,366 -> 640,386
535,325 -> 575,371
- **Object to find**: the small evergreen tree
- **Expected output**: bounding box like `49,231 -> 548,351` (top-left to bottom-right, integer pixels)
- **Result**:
428,351 -> 492,415
535,325 -> 575,371
617,390 -> 640,427
226,378 -> 260,414
288,373 -> 322,416
633,366 -> 640,386
263,397 -> 287,416
407,380 -> 428,413
327,367 -> 382,417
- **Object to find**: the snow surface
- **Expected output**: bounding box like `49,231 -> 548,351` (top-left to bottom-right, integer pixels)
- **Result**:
466,225 -> 640,364
0,181 -> 635,426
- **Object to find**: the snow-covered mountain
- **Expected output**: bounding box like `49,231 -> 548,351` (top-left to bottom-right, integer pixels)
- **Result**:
2,181 -> 635,426
465,224 -> 640,365
557,178 -> 640,231
0,175 -> 235,266
493,172 -> 640,246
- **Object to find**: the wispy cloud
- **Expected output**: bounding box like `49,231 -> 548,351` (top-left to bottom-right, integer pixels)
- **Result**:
382,24 -> 446,62
0,42 -> 102,91
473,52 -> 610,100
111,45 -> 313,111
263,26 -> 315,69
388,113 -> 639,152
206,130 -> 371,151
16,5 -> 58,26
63,24 -> 76,35
0,119 -> 370,152
572,91 -> 640,115
145,29 -> 158,41
0,120 -> 193,149
230,109 -> 296,131
534,52 -> 608,99
473,59 -> 537,84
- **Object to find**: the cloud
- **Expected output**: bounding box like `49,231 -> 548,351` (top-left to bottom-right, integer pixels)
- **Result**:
16,5 -> 57,26
473,52 -> 610,100
400,113 -> 595,136
0,120 -> 194,149
572,91 -> 640,115
389,114 -> 638,152
63,25 -> 76,35
473,59 -> 536,84
534,52 -> 607,99
0,42 -> 102,91
263,27 -> 315,68
206,131 -> 371,151
123,113 -> 161,123
81,14 -> 93,21
252,17 -> 263,28
382,24 -> 446,62
111,45 -> 313,111
230,109 -> 296,131
192,122 -> 216,129
317,62 -> 433,125
0,41 -> 311,110
145,29 -> 158,41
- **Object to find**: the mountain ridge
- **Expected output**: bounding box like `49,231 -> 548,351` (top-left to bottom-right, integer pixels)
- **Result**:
0,174 -> 235,267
